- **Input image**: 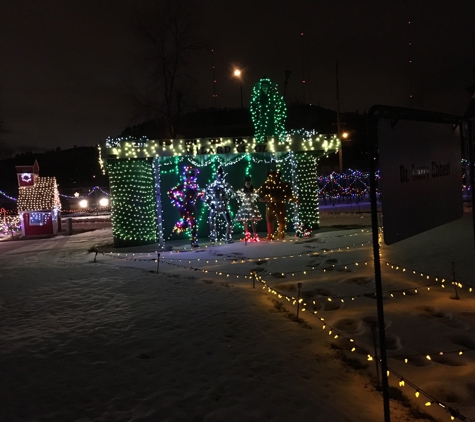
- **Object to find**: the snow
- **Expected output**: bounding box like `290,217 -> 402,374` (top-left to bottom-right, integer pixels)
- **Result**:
0,208 -> 474,422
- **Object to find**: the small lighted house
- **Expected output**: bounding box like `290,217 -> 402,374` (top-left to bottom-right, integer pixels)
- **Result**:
16,160 -> 62,236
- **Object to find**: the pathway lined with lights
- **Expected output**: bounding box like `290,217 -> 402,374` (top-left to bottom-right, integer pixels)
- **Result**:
94,227 -> 475,421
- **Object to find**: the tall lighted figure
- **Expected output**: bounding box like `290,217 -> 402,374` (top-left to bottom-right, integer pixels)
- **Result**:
204,166 -> 236,243
258,170 -> 296,240
234,175 -> 261,242
168,166 -> 203,247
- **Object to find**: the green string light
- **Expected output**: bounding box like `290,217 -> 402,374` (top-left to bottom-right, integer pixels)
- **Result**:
250,78 -> 287,143
108,159 -> 158,245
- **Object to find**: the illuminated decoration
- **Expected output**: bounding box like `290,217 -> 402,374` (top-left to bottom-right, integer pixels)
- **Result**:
16,160 -> 39,187
17,177 -> 61,212
107,159 -> 158,246
98,135 -> 340,246
258,171 -> 296,240
98,86 -> 341,246
0,189 -> 17,202
250,78 -> 287,143
318,169 -> 377,201
293,153 -> 319,235
29,212 -> 49,226
99,198 -> 109,207
21,173 -> 32,183
168,166 -> 203,247
16,169 -> 61,237
234,175 -> 261,242
99,133 -> 339,160
59,186 -> 110,200
79,199 -> 88,208
204,166 -> 236,243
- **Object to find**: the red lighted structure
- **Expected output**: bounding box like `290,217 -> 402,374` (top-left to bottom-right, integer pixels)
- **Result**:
16,160 -> 62,236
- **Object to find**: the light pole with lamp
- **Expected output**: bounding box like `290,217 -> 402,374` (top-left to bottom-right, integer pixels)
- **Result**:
233,69 -> 243,108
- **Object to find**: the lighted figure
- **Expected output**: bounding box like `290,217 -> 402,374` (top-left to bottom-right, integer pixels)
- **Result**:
258,171 -> 296,240
168,166 -> 203,247
234,176 -> 262,242
250,77 -> 287,143
204,166 -> 236,243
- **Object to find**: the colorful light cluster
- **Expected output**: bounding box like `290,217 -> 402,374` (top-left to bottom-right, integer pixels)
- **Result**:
168,166 -> 203,246
204,167 -> 236,243
108,159 -> 157,243
235,179 -> 261,241
258,170 -> 296,240
0,189 -> 17,202
318,169 -> 379,199
98,124 -> 342,245
250,78 -> 287,143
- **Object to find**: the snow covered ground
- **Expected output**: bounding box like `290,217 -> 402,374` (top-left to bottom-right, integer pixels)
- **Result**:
1,209 -> 474,422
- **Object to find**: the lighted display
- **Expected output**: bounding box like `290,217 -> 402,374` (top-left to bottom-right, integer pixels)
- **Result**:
250,78 -> 287,143
204,167 -> 236,243
168,166 -> 203,247
108,159 -> 158,244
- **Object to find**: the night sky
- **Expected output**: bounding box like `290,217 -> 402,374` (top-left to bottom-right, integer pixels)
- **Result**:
1,0 -> 475,152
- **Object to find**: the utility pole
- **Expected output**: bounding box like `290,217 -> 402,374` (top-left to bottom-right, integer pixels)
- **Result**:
283,70 -> 291,100
336,61 -> 343,173
211,49 -> 217,108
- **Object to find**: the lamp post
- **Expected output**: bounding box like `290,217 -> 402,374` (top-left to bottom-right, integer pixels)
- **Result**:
234,69 -> 243,108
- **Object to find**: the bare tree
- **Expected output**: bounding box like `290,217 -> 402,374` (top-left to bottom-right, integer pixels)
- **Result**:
0,118 -> 12,160
130,0 -> 207,138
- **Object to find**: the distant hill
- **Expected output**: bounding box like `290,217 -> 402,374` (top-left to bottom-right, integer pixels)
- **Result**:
0,146 -> 108,199
0,107 -> 370,208
121,104 -> 341,139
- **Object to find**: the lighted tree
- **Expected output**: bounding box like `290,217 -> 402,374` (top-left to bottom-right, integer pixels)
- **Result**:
250,78 -> 287,143
129,0 -> 207,138
0,115 -> 12,160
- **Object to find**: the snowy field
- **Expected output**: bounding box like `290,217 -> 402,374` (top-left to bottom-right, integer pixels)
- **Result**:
1,209 -> 474,422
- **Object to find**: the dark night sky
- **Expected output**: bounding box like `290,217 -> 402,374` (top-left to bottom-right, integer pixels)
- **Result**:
1,0 -> 475,152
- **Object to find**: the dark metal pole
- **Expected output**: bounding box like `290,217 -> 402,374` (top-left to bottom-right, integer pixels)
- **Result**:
240,81 -> 243,109
336,61 -> 343,173
296,282 -> 302,320
467,120 -> 475,259
368,114 -> 391,422
451,261 -> 459,299
371,323 -> 381,389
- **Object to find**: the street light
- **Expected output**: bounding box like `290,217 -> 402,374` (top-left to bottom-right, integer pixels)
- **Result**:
233,69 -> 243,108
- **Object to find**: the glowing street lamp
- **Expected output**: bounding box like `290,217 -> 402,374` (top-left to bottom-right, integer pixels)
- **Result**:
233,69 -> 243,108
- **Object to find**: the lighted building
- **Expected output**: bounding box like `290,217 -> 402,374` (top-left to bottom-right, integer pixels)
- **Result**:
16,160 -> 62,237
